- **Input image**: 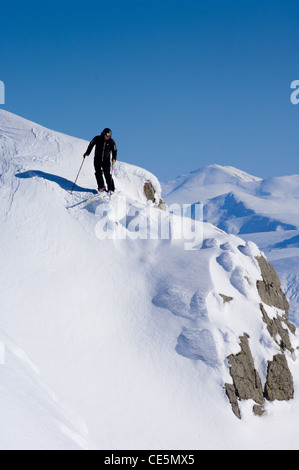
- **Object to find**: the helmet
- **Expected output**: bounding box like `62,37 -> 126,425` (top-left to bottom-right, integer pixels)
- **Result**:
102,128 -> 112,136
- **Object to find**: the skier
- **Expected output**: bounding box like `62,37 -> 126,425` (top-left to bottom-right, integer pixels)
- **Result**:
83,128 -> 117,194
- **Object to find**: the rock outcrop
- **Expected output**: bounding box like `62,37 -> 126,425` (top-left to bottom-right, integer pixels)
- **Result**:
256,256 -> 290,316
219,293 -> 233,304
225,255 -> 296,419
225,384 -> 242,420
144,181 -> 167,211
264,354 -> 294,402
256,256 -> 296,353
260,304 -> 295,355
225,334 -> 264,419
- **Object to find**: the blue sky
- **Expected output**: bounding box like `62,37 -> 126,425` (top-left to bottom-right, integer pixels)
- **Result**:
1,0 -> 299,181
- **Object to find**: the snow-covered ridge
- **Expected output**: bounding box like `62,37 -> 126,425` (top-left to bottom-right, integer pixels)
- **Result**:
0,109 -> 162,204
162,164 -> 299,230
1,109 -> 299,449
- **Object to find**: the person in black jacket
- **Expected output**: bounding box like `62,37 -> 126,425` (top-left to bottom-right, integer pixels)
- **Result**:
84,128 -> 117,193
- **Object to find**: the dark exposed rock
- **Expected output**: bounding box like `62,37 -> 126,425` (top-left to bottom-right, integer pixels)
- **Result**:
225,384 -> 241,420
225,255 -> 296,419
260,304 -> 295,354
256,256 -> 290,316
253,405 -> 266,417
257,255 -> 296,354
143,181 -> 167,211
226,334 -> 264,414
264,354 -> 294,402
219,294 -> 233,304
157,199 -> 168,211
144,181 -> 156,203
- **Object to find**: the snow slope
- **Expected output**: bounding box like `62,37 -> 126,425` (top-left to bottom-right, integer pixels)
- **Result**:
0,329 -> 91,450
1,110 -> 299,449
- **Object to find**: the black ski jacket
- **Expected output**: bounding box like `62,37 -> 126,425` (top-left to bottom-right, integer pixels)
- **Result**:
85,134 -> 117,163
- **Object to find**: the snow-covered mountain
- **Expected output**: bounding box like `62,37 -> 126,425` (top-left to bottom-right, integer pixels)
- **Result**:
163,164 -> 299,233
1,110 -> 299,450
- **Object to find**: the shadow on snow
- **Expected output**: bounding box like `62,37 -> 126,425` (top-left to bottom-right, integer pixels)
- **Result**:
15,170 -> 95,194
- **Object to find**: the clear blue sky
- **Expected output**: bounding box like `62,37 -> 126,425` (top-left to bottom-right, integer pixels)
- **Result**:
1,0 -> 299,181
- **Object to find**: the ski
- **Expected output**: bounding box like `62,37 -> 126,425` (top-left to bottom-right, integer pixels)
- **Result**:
83,192 -> 106,202
67,190 -> 119,209
66,192 -> 104,209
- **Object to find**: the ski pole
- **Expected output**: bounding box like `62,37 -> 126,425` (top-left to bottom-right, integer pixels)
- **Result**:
70,157 -> 85,194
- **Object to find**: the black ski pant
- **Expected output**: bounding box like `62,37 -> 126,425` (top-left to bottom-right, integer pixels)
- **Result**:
94,158 -> 115,192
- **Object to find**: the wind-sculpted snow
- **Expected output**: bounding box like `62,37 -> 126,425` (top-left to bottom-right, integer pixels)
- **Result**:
176,328 -> 220,367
